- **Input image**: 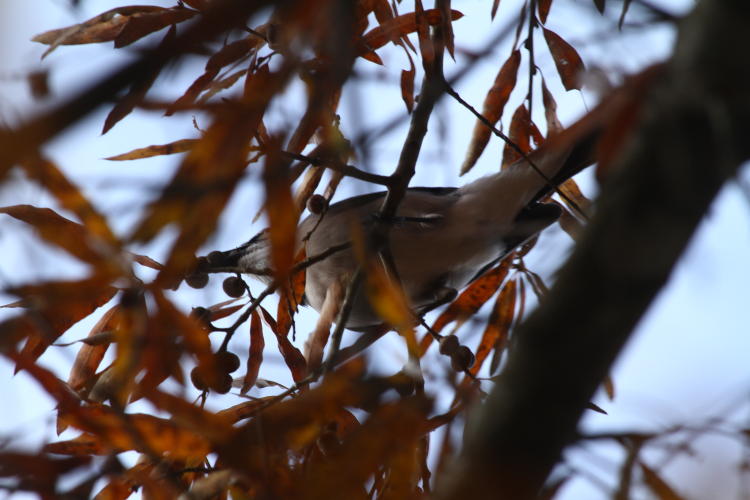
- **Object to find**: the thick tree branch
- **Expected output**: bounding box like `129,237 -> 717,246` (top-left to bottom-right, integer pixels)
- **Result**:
439,1 -> 750,498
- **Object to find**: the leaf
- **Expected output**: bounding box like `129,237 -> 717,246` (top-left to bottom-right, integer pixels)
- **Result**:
263,145 -> 297,283
218,398 -> 272,423
359,9 -> 464,55
538,0 -> 553,23
541,77 -> 563,135
276,253 -> 307,337
105,139 -> 198,161
491,0 -> 502,20
471,279 -> 517,376
241,310 -> 265,394
103,25 -> 175,133
0,205 -> 107,265
400,55 -> 416,113
67,305 -> 119,394
543,28 -> 585,91
415,0 -> 434,69
262,306 -> 307,382
439,0 -> 456,59
461,50 -> 521,174
594,0 -> 606,14
419,262 -> 510,355
12,277 -> 118,363
113,8 -> 196,48
501,104 -> 541,168
639,462 -> 685,500
603,374 -> 616,400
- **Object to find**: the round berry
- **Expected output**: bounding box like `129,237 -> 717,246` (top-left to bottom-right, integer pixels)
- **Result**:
190,367 -> 207,391
222,276 -> 246,298
185,272 -> 209,289
217,351 -> 241,373
307,194 -> 328,214
439,335 -> 460,356
211,373 -> 233,394
206,250 -> 224,266
450,346 -> 475,372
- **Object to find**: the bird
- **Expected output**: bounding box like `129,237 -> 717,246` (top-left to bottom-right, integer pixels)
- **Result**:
195,133 -> 595,331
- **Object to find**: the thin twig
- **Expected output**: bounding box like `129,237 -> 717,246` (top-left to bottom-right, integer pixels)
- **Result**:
322,269 -> 364,374
281,150 -> 392,186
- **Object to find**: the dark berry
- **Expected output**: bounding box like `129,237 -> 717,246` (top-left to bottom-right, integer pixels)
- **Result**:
217,351 -> 241,373
185,272 -> 209,289
451,346 -> 475,372
222,276 -> 245,298
307,194 -> 328,214
439,335 -> 460,356
211,373 -> 233,394
190,367 -> 207,391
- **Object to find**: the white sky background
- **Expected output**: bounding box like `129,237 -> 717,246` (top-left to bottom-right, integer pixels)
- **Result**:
1,0 -> 750,498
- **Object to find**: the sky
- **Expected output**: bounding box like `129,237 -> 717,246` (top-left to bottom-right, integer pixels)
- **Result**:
1,0 -> 750,498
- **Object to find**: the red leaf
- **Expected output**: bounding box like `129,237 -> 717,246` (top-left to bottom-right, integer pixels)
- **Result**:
470,279 -> 517,376
67,305 -> 119,394
501,104 -> 542,168
400,56 -> 416,113
543,28 -> 585,91
114,8 -> 196,48
538,0 -> 553,23
359,9 -> 463,55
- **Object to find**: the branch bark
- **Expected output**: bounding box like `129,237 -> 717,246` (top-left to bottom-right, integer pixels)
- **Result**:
439,1 -> 750,498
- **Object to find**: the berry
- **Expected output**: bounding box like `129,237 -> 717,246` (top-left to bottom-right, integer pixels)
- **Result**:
217,351 -> 241,373
439,335 -> 460,356
222,276 -> 245,298
307,194 -> 328,214
450,346 -> 475,372
211,373 -> 233,394
190,367 -> 207,391
185,272 -> 209,289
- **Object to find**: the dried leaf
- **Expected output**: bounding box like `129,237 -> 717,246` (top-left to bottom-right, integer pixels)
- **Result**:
114,8 -> 196,48
541,77 -> 563,135
491,0 -> 502,19
67,305 -> 119,394
359,9 -> 463,55
603,374 -> 616,400
619,0 -> 632,28
461,50 -> 521,174
471,279 -> 516,376
400,55 -> 416,113
501,104 -> 539,169
105,139 -> 197,161
263,145 -> 297,283
543,28 -> 585,91
262,306 -> 307,382
12,278 -> 118,363
538,0 -> 553,23
420,262 -> 510,355
241,310 -> 265,394
415,0 -> 434,69
594,0 -> 606,14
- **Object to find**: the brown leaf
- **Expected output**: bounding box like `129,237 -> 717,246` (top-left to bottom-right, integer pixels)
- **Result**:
359,9 -> 463,55
639,462 -> 685,500
541,77 -> 563,135
461,50 -> 521,174
261,306 -> 307,382
543,28 -> 585,91
241,310 -> 265,394
105,139 -> 197,161
12,278 -> 118,363
501,104 -> 539,168
594,0 -> 606,14
400,56 -> 416,113
538,0 -> 553,23
167,69 -> 219,115
619,0 -> 632,28
103,25 -> 175,133
491,0 -> 502,20
419,262 -> 510,355
218,398 -> 273,423
67,305 -> 119,394
114,8 -> 196,48
129,252 -> 164,270
206,36 -> 263,72
277,252 -> 307,337
0,205 -> 108,266
471,278 -> 516,376
415,0 -> 434,68
439,0 -> 456,59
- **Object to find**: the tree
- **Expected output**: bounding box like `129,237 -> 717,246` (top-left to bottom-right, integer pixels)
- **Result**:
1,0 -> 749,498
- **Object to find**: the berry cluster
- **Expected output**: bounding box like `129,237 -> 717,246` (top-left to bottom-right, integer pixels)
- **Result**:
190,350 -> 241,394
438,335 -> 476,372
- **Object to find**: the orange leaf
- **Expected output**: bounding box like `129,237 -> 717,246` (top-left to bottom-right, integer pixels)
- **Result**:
262,306 -> 307,382
206,36 -> 263,72
277,256 -> 307,337
105,139 -> 197,161
419,262 -> 510,355
12,277 -> 118,363
360,8 -> 463,54
415,0 -> 434,68
461,49 -> 521,174
501,104 -> 542,168
470,278 -> 517,376
263,143 -> 298,283
241,310 -> 265,394
0,205 -> 109,266
67,305 -> 119,394
400,56 -> 416,113
543,28 -> 585,91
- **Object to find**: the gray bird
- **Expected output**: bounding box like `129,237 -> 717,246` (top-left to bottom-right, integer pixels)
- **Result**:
199,139 -> 593,330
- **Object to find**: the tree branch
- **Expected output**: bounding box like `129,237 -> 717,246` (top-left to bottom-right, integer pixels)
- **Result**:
438,1 -> 750,498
